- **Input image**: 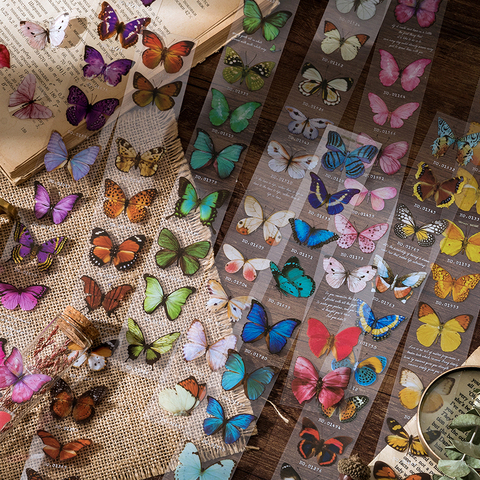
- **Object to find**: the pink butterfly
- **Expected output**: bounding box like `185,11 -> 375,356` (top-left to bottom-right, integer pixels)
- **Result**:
0,282 -> 49,311
292,356 -> 350,408
344,178 -> 397,211
0,347 -> 51,403
222,244 -> 270,282
0,44 -> 10,68
368,93 -> 418,129
395,0 -> 442,28
379,49 -> 431,92
8,74 -> 53,120
358,133 -> 408,175
335,213 -> 388,253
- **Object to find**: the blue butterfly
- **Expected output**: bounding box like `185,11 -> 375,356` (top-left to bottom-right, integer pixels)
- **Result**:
356,299 -> 406,341
308,172 -> 360,215
241,300 -> 300,354
289,218 -> 338,249
222,350 -> 276,401
331,352 -> 387,386
203,396 -> 256,444
322,131 -> 378,178
270,256 -> 315,298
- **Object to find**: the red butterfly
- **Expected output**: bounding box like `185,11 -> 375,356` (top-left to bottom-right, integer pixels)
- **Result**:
37,430 -> 91,461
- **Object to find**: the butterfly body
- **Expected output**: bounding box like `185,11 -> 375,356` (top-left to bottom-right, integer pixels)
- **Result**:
20,13 -> 69,50
356,299 -> 406,341
243,0 -> 292,41
9,74 -> 53,119
289,218 -> 338,249
321,21 -> 369,61
270,257 -> 315,298
0,283 -> 49,311
158,376 -> 206,416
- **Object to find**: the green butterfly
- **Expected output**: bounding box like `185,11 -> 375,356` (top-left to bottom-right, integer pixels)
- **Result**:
143,274 -> 195,320
209,88 -> 261,133
222,47 -> 276,91
155,227 -> 211,276
125,317 -> 180,367
243,0 -> 292,42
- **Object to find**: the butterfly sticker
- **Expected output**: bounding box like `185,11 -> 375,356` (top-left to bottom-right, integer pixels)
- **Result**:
142,30 -> 194,72
26,469 -> 80,480
9,74 -> 52,119
189,129 -> 246,179
158,376 -> 206,416
11,222 -> 67,272
115,137 -> 164,177
336,0 -> 385,20
34,181 -> 82,224
373,461 -> 431,480
20,12 -> 69,49
372,255 -> 427,303
431,263 -> 480,303
307,318 -> 361,361
323,257 -> 376,293
271,256 -> 316,298
331,352 -> 387,386
289,218 -> 338,250
83,45 -> 134,87
222,350 -> 276,401
222,244 -> 270,282
298,63 -> 354,106
0,44 -> 10,68
50,378 -> 108,424
132,72 -> 182,111
206,279 -> 254,323
209,88 -> 261,133
44,131 -> 100,181
385,418 -> 440,456
394,203 -> 448,246
297,417 -> 352,465
241,300 -> 300,354
356,299 -> 406,341
455,168 -> 480,213
395,0 -> 442,28
0,282 -> 49,311
67,85 -> 119,131
156,228 -> 211,276
321,21 -> 369,61
243,0 -> 292,41
344,179 -> 397,211
143,274 -> 195,320
69,339 -> 119,372
320,395 -> 369,423
97,2 -> 150,48
335,214 -> 388,254
125,317 -> 180,367
285,106 -> 333,140
280,463 -> 302,480
236,195 -> 295,246
37,430 -> 91,461
368,93 -> 419,128
183,319 -> 236,371
440,220 -> 480,262
89,227 -> 146,271
267,140 -> 319,179
80,275 -> 132,317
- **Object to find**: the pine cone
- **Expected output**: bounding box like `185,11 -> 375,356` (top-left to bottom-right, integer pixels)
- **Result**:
337,454 -> 371,480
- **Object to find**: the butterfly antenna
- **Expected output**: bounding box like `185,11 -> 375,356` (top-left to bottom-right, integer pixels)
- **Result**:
262,398 -> 289,424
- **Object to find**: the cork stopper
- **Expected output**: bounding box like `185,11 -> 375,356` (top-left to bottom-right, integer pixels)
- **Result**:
58,306 -> 99,348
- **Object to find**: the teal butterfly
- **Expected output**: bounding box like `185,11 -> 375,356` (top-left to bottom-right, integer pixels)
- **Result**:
270,256 -> 315,298
209,88 -> 261,133
143,274 -> 195,320
243,0 -> 292,42
189,128 -> 246,179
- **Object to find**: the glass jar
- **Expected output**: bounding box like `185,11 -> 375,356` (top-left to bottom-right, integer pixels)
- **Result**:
0,306 -> 99,441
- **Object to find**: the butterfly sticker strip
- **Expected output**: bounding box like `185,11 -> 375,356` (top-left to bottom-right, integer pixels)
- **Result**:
0,283 -> 49,311
115,137 -> 164,177
289,218 -> 338,250
440,220 -> 480,262
285,106 -> 333,140
335,214 -> 388,254
34,181 -> 82,224
267,140 -> 319,179
385,418 -> 440,456
395,0 -> 443,28
132,72 -> 182,111
373,461 -> 431,480
20,12 -> 69,50
243,0 -> 292,41
431,263 -> 480,302
368,93 -> 419,128
206,279 -> 254,323
270,256 -> 316,298
9,74 -> 52,119
158,376 -> 206,416
344,179 -> 397,211
356,299 -> 406,341
223,244 -> 270,282
321,21 -> 369,61
323,256 -> 376,293
37,430 -> 91,461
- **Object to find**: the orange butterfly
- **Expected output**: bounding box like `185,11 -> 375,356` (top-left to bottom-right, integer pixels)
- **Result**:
132,72 -> 182,111
142,30 -> 194,73
431,263 -> 480,302
103,178 -> 157,223
37,430 -> 91,461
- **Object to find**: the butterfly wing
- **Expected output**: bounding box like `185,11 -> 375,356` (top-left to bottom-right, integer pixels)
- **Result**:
198,190 -> 230,227
126,188 -> 157,223
171,177 -> 198,218
379,141 -> 408,175
19,21 -> 49,50
399,368 -> 424,410
379,49 -> 400,87
36,236 -> 68,271
335,214 -> 358,249
236,195 -> 264,235
209,88 -> 230,126
68,146 -> 100,181
245,365 -> 276,401
298,417 -> 322,459
143,274 -> 165,315
103,178 -> 126,219
230,101 -> 262,133
72,385 -> 108,424
181,241 -> 211,276
292,357 -> 319,404
102,284 -> 132,317
49,191 -> 82,224
317,368 -> 351,408
146,332 -> 180,365
89,228 -> 114,267
155,228 -> 180,270
203,396 -> 226,436
358,223 -> 389,253
222,351 -> 246,391
66,85 -> 91,126
306,317 -> 332,358
401,57 -> 432,91
385,418 -> 410,453
164,286 -> 196,321
80,275 -> 103,312
113,234 -> 146,271
241,299 -> 268,344
263,210 -> 296,246
206,335 -> 237,371
390,102 -> 419,128
0,283 -> 48,311
267,318 -> 300,354
190,128 -> 215,170
125,317 -> 146,360
183,319 -> 207,362
132,71 -> 156,107
355,357 -> 387,386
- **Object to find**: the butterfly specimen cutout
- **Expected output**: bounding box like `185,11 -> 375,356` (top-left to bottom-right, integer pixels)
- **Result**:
83,45 -> 134,87
241,300 -> 300,354
183,319 -> 236,371
50,378 -> 108,424
267,140 -> 319,179
356,299 -> 406,341
143,274 -> 195,320
158,376 -> 206,416
80,275 -> 132,317
8,74 -> 52,119
321,21 -> 369,61
395,0 -> 443,28
189,128 -> 246,179
142,30 -> 194,72
26,469 -> 79,480
297,417 -> 352,465
455,167 -> 480,213
320,395 -> 369,423
115,137 -> 164,177
368,93 -> 419,128
394,203 -> 448,246
332,352 -> 387,386
280,463 -> 302,480
11,222 -> 67,272
373,461 -> 431,480
440,220 -> 480,262
34,181 -> 82,224
289,218 -> 338,250
336,0 -> 385,20
20,12 -> 69,49
209,88 -> 261,133
89,227 -> 146,271
0,282 -> 49,311
132,72 -> 182,111
97,2 -> 150,48
431,263 -> 480,303
44,131 -> 100,181
344,179 -> 397,211
271,256 -> 316,298
243,0 -> 292,41
206,279 -> 254,323
236,195 -> 295,246
298,63 -> 354,106
126,317 -> 180,367
323,256 -> 375,293
37,430 -> 91,461
0,44 -> 10,68
372,255 -> 427,303
223,46 -> 275,91
67,85 -> 119,131
221,350 -> 276,401
285,106 -> 332,140
223,243 -> 270,282
69,339 -> 119,372
385,418 -> 440,456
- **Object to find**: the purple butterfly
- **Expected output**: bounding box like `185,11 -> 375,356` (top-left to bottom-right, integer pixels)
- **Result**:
0,347 -> 51,403
66,85 -> 119,131
83,45 -> 134,87
0,283 -> 49,311
34,181 -> 82,224
11,222 -> 67,272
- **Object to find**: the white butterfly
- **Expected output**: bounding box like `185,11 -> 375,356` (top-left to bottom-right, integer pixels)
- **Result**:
344,178 -> 397,211
206,279 -> 253,322
20,13 -> 70,50
285,106 -> 333,140
321,21 -> 369,61
267,140 -> 319,179
223,244 -> 270,282
336,0 -> 385,21
323,256 -> 375,293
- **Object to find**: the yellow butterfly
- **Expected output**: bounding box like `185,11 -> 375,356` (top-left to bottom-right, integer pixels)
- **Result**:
454,167 -> 480,214
385,418 -> 439,456
431,263 -> 480,302
115,137 -> 165,177
440,219 -> 480,262
321,21 -> 369,61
